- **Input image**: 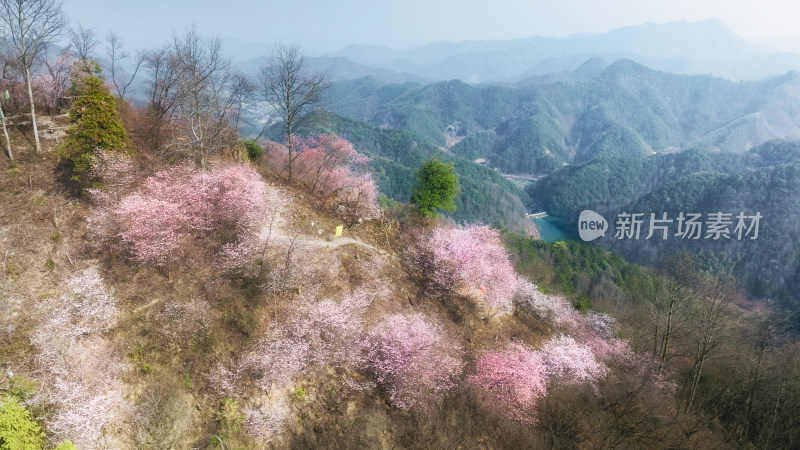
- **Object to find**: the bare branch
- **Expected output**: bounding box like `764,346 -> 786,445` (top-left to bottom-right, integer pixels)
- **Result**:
258,42 -> 330,182
70,22 -> 97,73
104,30 -> 141,100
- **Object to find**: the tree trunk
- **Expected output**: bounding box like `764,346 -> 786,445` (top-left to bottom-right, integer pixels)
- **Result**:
659,295 -> 678,364
287,128 -> 293,183
685,353 -> 705,411
24,65 -> 41,154
653,325 -> 659,359
0,102 -> 11,161
742,345 -> 765,440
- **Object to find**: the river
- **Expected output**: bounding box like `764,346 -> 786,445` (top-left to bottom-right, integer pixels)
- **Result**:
532,215 -> 576,242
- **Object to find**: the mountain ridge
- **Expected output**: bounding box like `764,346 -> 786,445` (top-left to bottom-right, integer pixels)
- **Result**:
324,58 -> 800,175
322,19 -> 798,82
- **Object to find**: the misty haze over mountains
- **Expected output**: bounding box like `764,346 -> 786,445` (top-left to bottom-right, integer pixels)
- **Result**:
232,19 -> 800,83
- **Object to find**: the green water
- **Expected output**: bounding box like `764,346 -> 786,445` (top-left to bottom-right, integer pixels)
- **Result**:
533,215 -> 576,242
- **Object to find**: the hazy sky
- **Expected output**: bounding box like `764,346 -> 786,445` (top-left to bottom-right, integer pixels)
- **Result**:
61,0 -> 800,55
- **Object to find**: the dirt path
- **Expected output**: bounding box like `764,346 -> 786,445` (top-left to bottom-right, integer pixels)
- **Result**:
287,234 -> 398,260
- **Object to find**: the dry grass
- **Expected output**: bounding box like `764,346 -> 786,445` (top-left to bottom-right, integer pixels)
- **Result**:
0,122 -> 565,448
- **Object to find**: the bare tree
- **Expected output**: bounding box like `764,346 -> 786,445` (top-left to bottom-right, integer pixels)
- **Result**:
258,42 -> 329,182
142,47 -> 178,120
0,0 -> 67,154
643,252 -> 701,368
168,25 -> 249,166
682,274 -> 737,411
69,22 -> 97,74
0,47 -> 12,160
105,30 -> 142,100
228,71 -> 254,134
140,47 -> 180,151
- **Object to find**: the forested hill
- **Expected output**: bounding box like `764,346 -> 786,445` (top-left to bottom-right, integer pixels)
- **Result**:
326,60 -> 800,175
530,140 -> 800,311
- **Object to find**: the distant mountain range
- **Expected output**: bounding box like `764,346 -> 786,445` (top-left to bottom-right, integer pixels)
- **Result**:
230,19 -> 800,84
225,19 -> 800,84
324,59 -> 800,174
320,19 -> 800,83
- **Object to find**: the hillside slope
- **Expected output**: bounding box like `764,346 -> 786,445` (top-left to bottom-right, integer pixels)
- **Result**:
1,131 -> 718,449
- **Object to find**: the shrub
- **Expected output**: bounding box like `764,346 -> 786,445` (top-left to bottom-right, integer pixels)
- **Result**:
0,396 -> 44,450
361,313 -> 463,412
242,289 -> 374,391
468,343 -> 547,424
243,396 -> 290,443
513,279 -> 581,330
413,224 -> 518,315
243,140 -> 263,160
573,293 -> 592,313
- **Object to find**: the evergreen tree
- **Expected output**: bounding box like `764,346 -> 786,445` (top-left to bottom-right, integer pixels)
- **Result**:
411,158 -> 458,219
61,74 -> 129,183
0,396 -> 44,450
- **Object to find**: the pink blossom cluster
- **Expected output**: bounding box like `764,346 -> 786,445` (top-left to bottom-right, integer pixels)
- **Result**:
265,135 -> 380,219
292,289 -> 374,367
31,269 -> 128,448
539,335 -> 609,383
89,163 -> 274,267
585,334 -> 633,362
217,290 -> 376,440
33,268 -> 117,344
513,280 -> 634,362
413,224 -> 519,315
239,289 -> 375,391
467,342 -> 547,424
31,49 -> 76,114
46,371 -> 126,449
513,279 -> 582,330
585,312 -> 618,340
88,150 -> 137,188
468,336 -> 607,424
361,313 -> 464,411
242,330 -> 311,390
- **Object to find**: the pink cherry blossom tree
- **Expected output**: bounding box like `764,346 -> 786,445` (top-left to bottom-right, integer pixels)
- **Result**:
265,134 -> 380,219
31,268 -> 128,448
89,162 -> 275,268
539,335 -> 609,384
468,342 -> 547,424
513,279 -> 582,330
361,313 -> 464,412
412,224 -> 519,316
